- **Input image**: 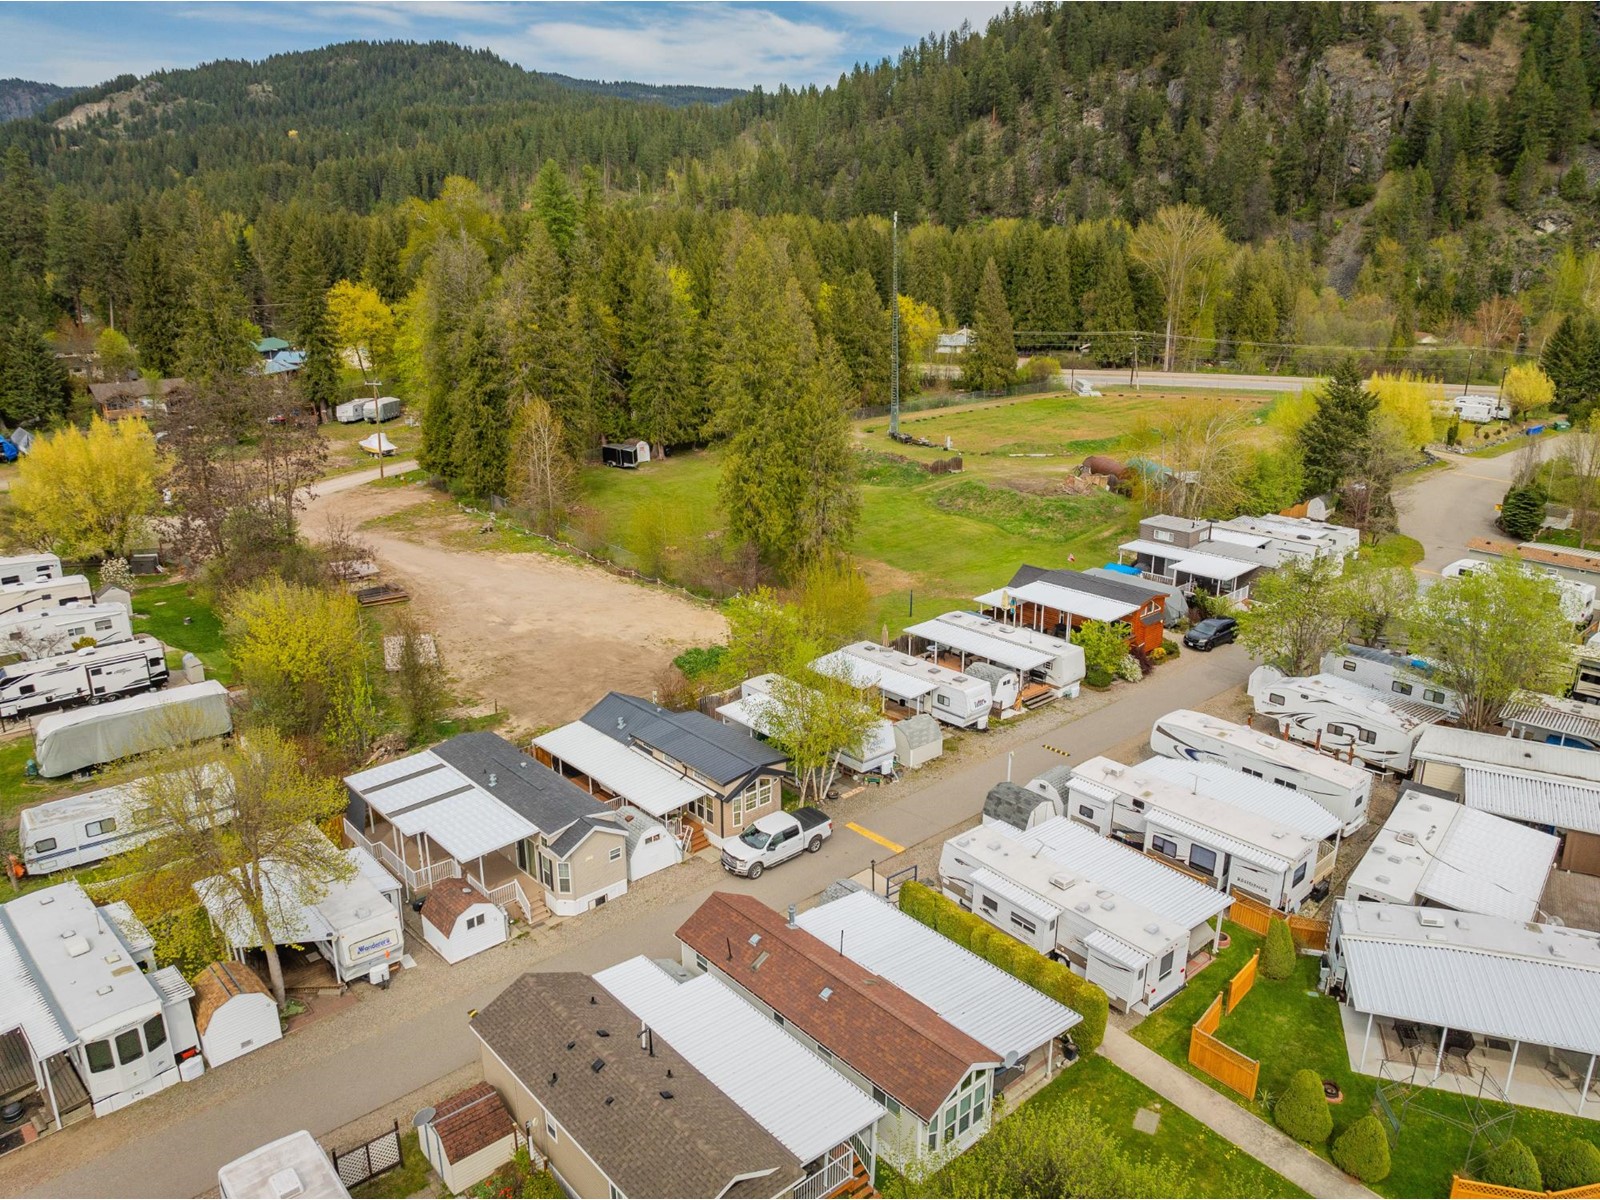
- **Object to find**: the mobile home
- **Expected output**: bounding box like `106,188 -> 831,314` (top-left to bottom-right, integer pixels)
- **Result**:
0,552 -> 61,586
1248,666 -> 1449,773
32,680 -> 233,777
0,573 -> 93,620
812,641 -> 993,730
1320,646 -> 1461,717
19,763 -> 232,874
0,602 -> 135,659
1149,708 -> 1372,834
924,610 -> 1085,697
0,635 -> 168,720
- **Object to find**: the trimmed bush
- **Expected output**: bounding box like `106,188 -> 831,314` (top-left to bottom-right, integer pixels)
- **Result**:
1084,666 -> 1113,688
1275,1069 -> 1333,1144
1331,1114 -> 1392,1183
1261,916 -> 1296,980
1482,1139 -> 1542,1192
897,880 -> 1109,1054
1538,1138 -> 1600,1192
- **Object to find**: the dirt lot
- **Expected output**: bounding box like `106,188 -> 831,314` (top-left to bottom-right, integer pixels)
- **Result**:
303,479 -> 727,732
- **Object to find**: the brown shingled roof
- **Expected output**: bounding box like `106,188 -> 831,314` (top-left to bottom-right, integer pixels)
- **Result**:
192,961 -> 274,1035
471,972 -> 801,1200
422,882 -> 487,935
676,892 -> 999,1123
430,1082 -> 517,1163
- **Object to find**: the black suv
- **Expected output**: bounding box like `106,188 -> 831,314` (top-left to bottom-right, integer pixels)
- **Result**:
1183,616 -> 1238,651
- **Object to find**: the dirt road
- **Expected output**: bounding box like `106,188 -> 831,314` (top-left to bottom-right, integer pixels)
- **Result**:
303,475 -> 727,732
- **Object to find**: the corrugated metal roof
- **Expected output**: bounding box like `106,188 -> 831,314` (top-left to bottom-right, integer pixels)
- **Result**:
795,891 -> 1080,1060
1084,928 -> 1147,970
970,866 -> 1063,922
1422,806 -> 1558,921
1499,694 -> 1600,744
1414,726 -> 1600,782
535,720 -> 708,818
976,580 -> 1138,624
1016,816 -> 1231,930
811,649 -> 937,700
149,965 -> 195,1005
1136,758 -> 1341,841
1145,807 -> 1294,872
1171,552 -> 1255,581
595,957 -> 884,1163
0,906 -> 71,1057
1463,767 -> 1600,835
349,749 -> 538,862
906,619 -> 1052,672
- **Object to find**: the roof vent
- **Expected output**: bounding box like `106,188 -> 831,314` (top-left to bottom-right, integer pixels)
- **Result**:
267,1168 -> 306,1199
1418,802 -> 1432,812
596,1029 -> 610,1038
1417,912 -> 1446,928
103,953 -> 122,965
604,1096 -> 614,1106
566,1041 -> 576,1051
37,895 -> 53,906
487,772 -> 497,788
617,717 -> 625,731
752,951 -> 770,971
1395,831 -> 1417,846
1144,923 -> 1161,935
1075,902 -> 1091,913
659,1090 -> 674,1100
1049,874 -> 1074,891
1100,900 -> 1116,911
1455,917 -> 1471,931
591,1059 -> 605,1073
96,985 -> 113,996
819,987 -> 833,1001
1375,874 -> 1391,885
63,936 -> 90,958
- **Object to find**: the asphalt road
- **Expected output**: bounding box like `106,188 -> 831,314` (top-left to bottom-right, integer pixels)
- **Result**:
1395,439 -> 1556,575
1068,368 -> 1323,394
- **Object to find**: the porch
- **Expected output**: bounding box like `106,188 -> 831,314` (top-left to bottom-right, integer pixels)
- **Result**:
343,818 -> 544,926
795,1138 -> 877,1200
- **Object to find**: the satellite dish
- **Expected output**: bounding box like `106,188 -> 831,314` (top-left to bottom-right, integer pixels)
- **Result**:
1002,1050 -> 1020,1070
412,1107 -> 436,1129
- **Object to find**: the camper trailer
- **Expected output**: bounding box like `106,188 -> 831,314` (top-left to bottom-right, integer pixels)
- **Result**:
0,573 -> 93,620
1319,646 -> 1461,717
601,440 -> 651,468
0,603 -> 134,659
19,764 -> 232,874
0,635 -> 168,720
0,552 -> 61,586
365,396 -> 403,422
813,641 -> 994,730
717,673 -> 896,775
1453,394 -> 1510,423
927,610 -> 1086,697
1149,709 -> 1372,834
1248,666 -> 1447,773
32,680 -> 233,777
1442,558 -> 1596,626
334,399 -> 366,424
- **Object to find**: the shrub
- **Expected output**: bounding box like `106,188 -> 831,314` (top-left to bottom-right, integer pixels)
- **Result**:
1275,1069 -> 1333,1144
1115,653 -> 1143,682
897,881 -> 1109,1054
99,556 -> 136,593
1161,637 -> 1181,657
1084,666 -> 1113,688
1538,1139 -> 1600,1192
1332,1115 -> 1392,1183
1261,917 -> 1296,980
1499,485 -> 1546,541
1482,1139 -> 1542,1192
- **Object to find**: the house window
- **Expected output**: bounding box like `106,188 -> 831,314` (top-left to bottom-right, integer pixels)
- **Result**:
609,847 -> 623,862
980,895 -> 998,914
1159,950 -> 1175,978
609,1187 -> 624,1200
1010,912 -> 1036,935
936,691 -> 951,708
545,1116 -> 559,1143
1077,804 -> 1095,820
687,794 -> 716,824
557,861 -> 571,894
1392,680 -> 1413,696
1151,834 -> 1178,858
95,619 -> 113,632
538,852 -> 554,890
1274,778 -> 1297,789
1293,862 -> 1308,886
85,1040 -> 113,1073
694,954 -> 707,972
86,818 -> 116,838
466,914 -> 485,930
115,1028 -> 143,1065
143,1015 -> 167,1052
1188,845 -> 1218,875
1153,530 -> 1173,543
1327,723 -> 1345,737
816,1043 -> 834,1061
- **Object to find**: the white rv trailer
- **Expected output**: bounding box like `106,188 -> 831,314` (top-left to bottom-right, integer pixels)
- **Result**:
18,763 -> 233,874
1248,666 -> 1448,774
929,610 -> 1086,695
364,396 -> 403,422
0,635 -> 168,720
32,680 -> 233,777
1320,646 -> 1461,717
0,602 -> 135,659
218,1131 -> 350,1200
0,573 -> 93,620
716,673 -> 896,775
812,640 -> 993,730
1453,394 -> 1510,423
0,552 -> 61,586
962,661 -> 1020,713
904,617 -> 1036,712
1442,557 -> 1596,626
334,399 -> 366,423
1149,708 -> 1371,834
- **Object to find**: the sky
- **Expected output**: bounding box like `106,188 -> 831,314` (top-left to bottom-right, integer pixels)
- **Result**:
0,1 -> 1012,91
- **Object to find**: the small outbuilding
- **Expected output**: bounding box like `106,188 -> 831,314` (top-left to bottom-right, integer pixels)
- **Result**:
892,713 -> 944,769
615,803 -> 684,881
601,439 -> 650,468
193,961 -> 282,1068
417,1082 -> 520,1194
421,883 -> 508,965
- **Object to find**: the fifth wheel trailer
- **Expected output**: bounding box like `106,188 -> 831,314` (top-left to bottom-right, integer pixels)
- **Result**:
0,574 -> 93,620
0,635 -> 168,720
0,552 -> 61,586
1150,708 -> 1371,834
0,603 -> 135,659
1248,666 -> 1448,774
32,680 -> 233,777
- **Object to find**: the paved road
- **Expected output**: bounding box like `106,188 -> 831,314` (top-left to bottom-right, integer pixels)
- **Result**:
17,645 -> 1252,1198
1069,369 -> 1323,394
1394,440 -> 1558,575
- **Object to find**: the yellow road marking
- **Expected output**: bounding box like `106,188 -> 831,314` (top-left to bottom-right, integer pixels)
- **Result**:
846,822 -> 905,854
1042,743 -> 1071,758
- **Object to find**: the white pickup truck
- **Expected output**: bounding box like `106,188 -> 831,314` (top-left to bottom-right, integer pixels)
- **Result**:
720,808 -> 833,879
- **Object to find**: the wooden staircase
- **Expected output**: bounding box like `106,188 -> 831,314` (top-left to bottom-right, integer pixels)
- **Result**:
827,1158 -> 877,1200
685,824 -> 712,856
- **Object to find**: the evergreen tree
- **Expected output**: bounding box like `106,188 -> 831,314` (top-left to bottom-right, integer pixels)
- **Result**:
362,218 -> 404,304
816,269 -> 889,406
450,319 -> 511,499
623,250 -> 704,448
1542,313 -> 1600,417
1080,247 -> 1137,366
1274,1069 -> 1333,1144
1499,485 -> 1547,541
417,233 -> 492,480
0,145 -> 46,290
1298,360 -> 1377,497
0,320 -> 71,428
181,266 -> 259,386
532,159 -> 579,259
963,257 -> 1016,391
126,233 -> 186,377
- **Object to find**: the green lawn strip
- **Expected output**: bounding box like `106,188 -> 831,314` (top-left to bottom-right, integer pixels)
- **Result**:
1361,533 -> 1425,570
130,581 -> 233,683
348,1131 -> 435,1200
1133,936 -> 1600,1198
1462,430 -> 1558,459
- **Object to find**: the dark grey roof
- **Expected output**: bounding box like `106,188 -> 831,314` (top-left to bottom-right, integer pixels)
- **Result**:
547,814 -> 625,859
432,731 -> 608,836
1081,568 -> 1184,625
1031,765 -> 1076,795
581,693 -> 786,786
818,878 -> 868,906
472,973 -> 800,1199
984,781 -> 1054,831
1009,564 -> 1157,608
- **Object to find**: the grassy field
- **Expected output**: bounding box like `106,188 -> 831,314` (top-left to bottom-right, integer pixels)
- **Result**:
1132,928 -> 1600,1198
131,581 -> 233,682
321,415 -> 421,476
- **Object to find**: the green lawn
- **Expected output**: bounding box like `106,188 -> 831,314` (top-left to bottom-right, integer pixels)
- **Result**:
348,1131 -> 434,1200
131,581 -> 233,683
1361,533 -> 1425,570
1131,928 -> 1600,1198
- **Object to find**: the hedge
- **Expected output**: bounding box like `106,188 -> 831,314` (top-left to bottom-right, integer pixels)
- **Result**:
1538,1139 -> 1600,1192
898,880 -> 1109,1054
1482,1139 -> 1543,1192
1332,1114 -> 1392,1183
1261,916 -> 1296,980
1274,1069 -> 1333,1144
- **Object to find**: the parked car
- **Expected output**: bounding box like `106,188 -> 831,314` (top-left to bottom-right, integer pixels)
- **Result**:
1183,617 -> 1238,651
720,808 -> 832,878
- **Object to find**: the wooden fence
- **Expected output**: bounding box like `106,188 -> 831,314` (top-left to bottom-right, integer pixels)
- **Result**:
1227,952 -> 1259,1013
1450,1177 -> 1600,1199
1188,993 -> 1261,1101
1228,890 -> 1331,951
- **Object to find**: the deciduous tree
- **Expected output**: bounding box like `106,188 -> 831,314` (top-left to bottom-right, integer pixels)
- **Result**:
325,279 -> 396,383
11,416 -> 158,558
1503,362 -> 1555,417
1238,556 -> 1348,676
1129,203 -> 1228,371
508,395 -> 575,534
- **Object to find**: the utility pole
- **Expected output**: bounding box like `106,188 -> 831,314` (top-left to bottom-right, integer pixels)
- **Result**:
1130,335 -> 1139,390
889,210 -> 901,437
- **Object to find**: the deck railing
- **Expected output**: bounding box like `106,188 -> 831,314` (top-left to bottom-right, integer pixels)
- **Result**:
793,1146 -> 855,1200
467,870 -> 537,925
344,819 -> 459,892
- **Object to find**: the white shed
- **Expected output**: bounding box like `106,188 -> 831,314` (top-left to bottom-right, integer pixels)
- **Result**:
421,883 -> 507,965
615,803 -> 683,881
193,961 -> 282,1069
417,1083 -> 519,1194
893,713 -> 944,769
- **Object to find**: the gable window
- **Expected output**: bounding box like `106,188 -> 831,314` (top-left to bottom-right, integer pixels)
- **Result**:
85,1040 -> 113,1073
143,1015 -> 168,1053
115,1028 -> 144,1065
609,846 -> 623,862
1357,729 -> 1376,745
979,894 -> 998,914
545,1116 -> 559,1143
1292,862 -> 1308,886
1341,661 -> 1356,672
1269,693 -> 1285,706
32,837 -> 56,854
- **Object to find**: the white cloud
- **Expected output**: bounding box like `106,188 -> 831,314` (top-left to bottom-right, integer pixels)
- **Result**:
814,0 -> 1010,43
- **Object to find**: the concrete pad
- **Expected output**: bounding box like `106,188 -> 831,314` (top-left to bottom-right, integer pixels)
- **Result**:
1133,1106 -> 1161,1134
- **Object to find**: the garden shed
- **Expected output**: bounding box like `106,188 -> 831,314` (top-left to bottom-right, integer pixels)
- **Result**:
193,961 -> 281,1068
417,1082 -> 519,1194
892,713 -> 943,769
421,882 -> 507,965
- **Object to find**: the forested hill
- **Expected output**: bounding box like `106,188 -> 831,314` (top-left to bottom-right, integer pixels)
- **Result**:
539,74 -> 741,106
0,79 -> 76,123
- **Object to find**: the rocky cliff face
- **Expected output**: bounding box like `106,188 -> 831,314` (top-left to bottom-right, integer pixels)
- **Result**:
0,79 -> 75,123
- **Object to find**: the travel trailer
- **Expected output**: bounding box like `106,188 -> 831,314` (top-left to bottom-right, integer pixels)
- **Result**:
334,399 -> 366,424
812,641 -> 993,730
0,603 -> 135,659
32,680 -> 233,777
0,635 -> 168,720
926,610 -> 1085,696
1442,558 -> 1596,626
0,552 -> 61,586
364,396 -> 403,422
0,573 -> 93,620
716,673 -> 896,775
1319,646 -> 1461,717
1453,394 -> 1510,423
1248,666 -> 1449,773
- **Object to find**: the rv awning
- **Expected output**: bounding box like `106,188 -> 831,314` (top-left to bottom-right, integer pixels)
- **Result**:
976,580 -> 1138,624
1118,538 -> 1191,560
350,750 -> 538,862
971,867 -> 1062,923
811,650 -> 937,701
1084,928 -> 1148,970
1145,807 -> 1294,872
905,620 -> 1052,672
1171,552 -> 1255,581
0,911 -> 71,1058
534,721 -> 709,819
1499,696 -> 1600,744
1462,767 -> 1600,835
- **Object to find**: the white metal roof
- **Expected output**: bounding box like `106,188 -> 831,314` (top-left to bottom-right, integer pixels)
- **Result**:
595,956 -> 884,1162
1151,709 -> 1371,791
1010,815 -> 1232,930
810,648 -> 933,700
976,580 -> 1138,624
349,750 -> 537,861
795,890 -> 1080,1060
0,903 -> 71,1058
1136,757 -> 1341,841
197,843 -> 399,951
905,619 -> 1052,672
1145,807 -> 1296,872
1170,552 -> 1256,581
970,866 -> 1063,923
534,720 -> 709,819
1461,767 -> 1600,835
1499,693 -> 1600,744
1119,537 -> 1194,560
934,610 -> 1076,655
1335,902 -> 1600,1056
1084,928 -> 1148,970
1413,726 -> 1600,783
217,1132 -> 349,1200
